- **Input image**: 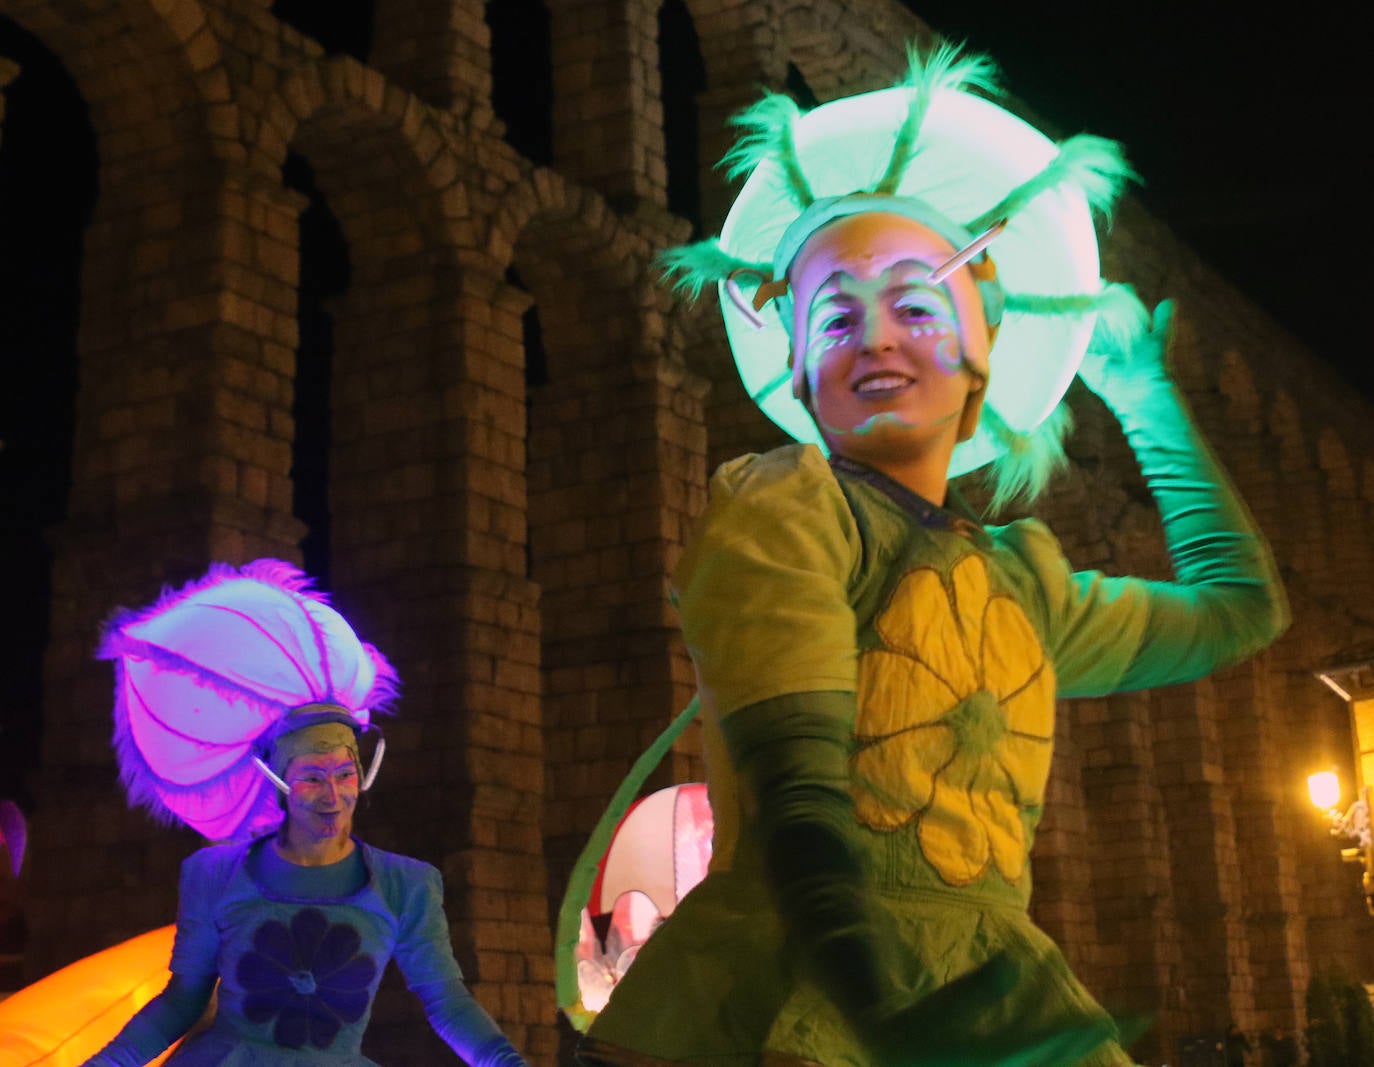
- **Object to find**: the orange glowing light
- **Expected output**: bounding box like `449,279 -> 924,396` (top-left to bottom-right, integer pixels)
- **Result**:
0,925 -> 181,1067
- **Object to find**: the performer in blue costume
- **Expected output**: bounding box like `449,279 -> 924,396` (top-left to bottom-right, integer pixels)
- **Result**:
568,42 -> 1289,1067
84,561 -> 528,1067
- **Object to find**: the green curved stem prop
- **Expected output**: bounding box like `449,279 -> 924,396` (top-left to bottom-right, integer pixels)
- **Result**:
553,696 -> 702,1032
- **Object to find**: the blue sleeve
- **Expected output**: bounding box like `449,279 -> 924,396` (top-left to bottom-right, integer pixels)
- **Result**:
80,971 -> 216,1065
82,850 -> 225,1066
169,849 -> 224,980
392,862 -> 529,1067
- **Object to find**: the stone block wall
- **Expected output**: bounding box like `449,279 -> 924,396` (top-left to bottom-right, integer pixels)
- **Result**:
1,1 -> 1371,1064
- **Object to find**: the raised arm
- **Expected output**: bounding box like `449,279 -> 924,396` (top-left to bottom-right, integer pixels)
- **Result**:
1045,300 -> 1289,696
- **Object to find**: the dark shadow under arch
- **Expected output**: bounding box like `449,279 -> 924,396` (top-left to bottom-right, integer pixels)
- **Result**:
0,17 -> 97,812
658,0 -> 706,236
785,61 -> 820,108
271,0 -> 374,61
0,16 -> 96,989
487,0 -> 553,165
283,150 -> 350,592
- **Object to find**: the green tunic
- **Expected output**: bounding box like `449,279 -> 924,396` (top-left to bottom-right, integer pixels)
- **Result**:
588,380 -> 1286,1067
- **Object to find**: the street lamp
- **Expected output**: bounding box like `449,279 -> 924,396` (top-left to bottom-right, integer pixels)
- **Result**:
1311,650 -> 1374,915
1307,770 -> 1374,914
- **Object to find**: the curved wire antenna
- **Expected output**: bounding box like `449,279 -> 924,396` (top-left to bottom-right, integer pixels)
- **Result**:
724,268 -> 771,329
252,756 -> 291,796
361,736 -> 387,792
927,220 -> 1006,285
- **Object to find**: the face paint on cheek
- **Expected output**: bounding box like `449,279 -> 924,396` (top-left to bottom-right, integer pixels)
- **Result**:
932,335 -> 963,374
801,330 -> 848,393
814,408 -> 963,440
812,334 -> 847,357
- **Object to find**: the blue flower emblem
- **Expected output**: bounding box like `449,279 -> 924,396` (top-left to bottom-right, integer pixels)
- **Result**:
237,908 -> 378,1049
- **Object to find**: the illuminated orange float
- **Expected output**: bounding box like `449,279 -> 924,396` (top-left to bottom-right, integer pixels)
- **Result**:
0,926 -> 182,1067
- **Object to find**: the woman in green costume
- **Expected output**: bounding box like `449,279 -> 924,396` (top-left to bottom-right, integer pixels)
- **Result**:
575,44 -> 1288,1067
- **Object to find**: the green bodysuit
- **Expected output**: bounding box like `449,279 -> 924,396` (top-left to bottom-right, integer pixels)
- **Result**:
585,376 -> 1287,1067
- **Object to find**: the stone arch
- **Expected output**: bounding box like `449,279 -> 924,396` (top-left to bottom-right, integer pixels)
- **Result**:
251,54 -> 486,611
496,166 -> 707,945
1318,429 -> 1355,498
256,56 -> 483,782
0,0 -> 254,580
2,0 -> 260,979
250,62 -> 559,1059
774,0 -> 920,99
249,55 -> 467,250
1219,349 -> 1262,433
487,167 -> 643,289
1268,389 -> 1307,473
0,0 -> 238,172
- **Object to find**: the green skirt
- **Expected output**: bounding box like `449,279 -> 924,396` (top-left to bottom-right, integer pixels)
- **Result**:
584,868 -> 1132,1067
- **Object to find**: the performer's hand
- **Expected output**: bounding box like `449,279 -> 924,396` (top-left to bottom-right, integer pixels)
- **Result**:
1077,298 -> 1175,406
868,954 -> 1119,1067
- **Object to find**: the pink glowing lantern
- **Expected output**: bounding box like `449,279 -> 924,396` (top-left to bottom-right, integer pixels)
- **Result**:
575,783 -> 713,1012
99,560 -> 397,842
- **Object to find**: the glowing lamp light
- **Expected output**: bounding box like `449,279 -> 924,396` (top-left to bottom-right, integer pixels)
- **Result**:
1309,771 -> 1342,811
718,85 -> 1104,478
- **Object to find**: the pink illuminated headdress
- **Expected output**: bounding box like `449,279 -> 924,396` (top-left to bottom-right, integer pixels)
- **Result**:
98,559 -> 399,842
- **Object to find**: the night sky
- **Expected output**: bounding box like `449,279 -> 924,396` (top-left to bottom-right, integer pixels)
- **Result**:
900,2 -> 1370,400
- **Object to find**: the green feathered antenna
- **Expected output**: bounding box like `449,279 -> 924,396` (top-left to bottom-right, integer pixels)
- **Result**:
1005,282 -> 1149,345
718,92 -> 815,207
967,134 -> 1137,234
874,42 -> 1001,195
974,402 -> 1074,513
656,239 -> 773,302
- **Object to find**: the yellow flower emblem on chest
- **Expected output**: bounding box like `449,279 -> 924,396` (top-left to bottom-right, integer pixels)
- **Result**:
851,553 -> 1055,886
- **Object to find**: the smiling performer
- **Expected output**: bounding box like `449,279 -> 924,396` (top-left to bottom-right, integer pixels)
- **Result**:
83,560 -> 529,1067
578,43 -> 1288,1067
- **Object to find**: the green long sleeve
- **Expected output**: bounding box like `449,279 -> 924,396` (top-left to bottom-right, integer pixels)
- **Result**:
1029,371 -> 1290,698
1046,301 -> 1290,694
1103,374 -> 1287,686
722,692 -> 895,1026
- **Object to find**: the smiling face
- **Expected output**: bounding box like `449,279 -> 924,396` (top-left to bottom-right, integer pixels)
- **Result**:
789,212 -> 990,476
283,746 -> 360,845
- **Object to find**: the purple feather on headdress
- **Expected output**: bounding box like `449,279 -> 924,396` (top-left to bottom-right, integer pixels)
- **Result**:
98,560 -> 399,841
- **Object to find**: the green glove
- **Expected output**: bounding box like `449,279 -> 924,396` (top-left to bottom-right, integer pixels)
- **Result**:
1077,297 -> 1174,403
1073,298 -> 1288,688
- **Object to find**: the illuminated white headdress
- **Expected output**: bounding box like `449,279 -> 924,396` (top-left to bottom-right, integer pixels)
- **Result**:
98,560 -> 397,841
662,42 -> 1147,505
